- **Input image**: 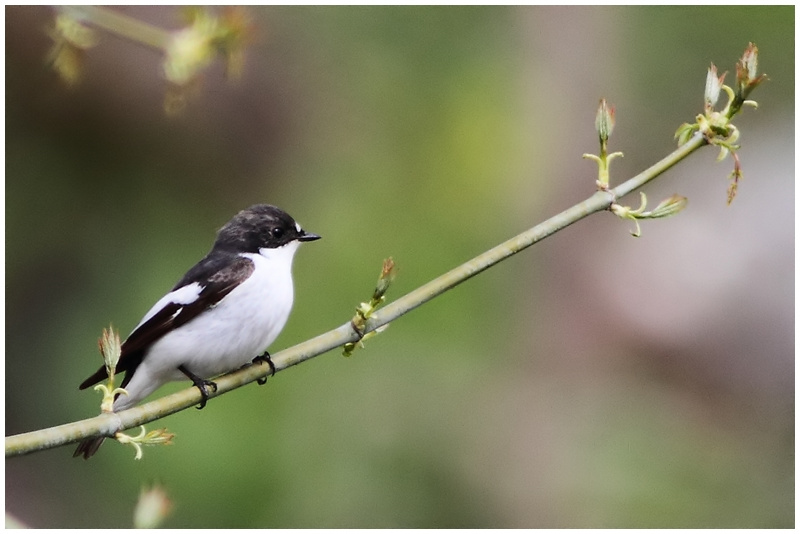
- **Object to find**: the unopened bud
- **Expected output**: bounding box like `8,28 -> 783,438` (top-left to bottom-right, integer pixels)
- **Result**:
736,42 -> 766,97
704,63 -> 726,109
595,99 -> 615,142
134,485 -> 173,529
373,257 -> 396,301
98,326 -> 122,376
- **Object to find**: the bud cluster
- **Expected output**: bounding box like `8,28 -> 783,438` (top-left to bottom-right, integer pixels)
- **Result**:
674,42 -> 766,204
344,258 -> 395,356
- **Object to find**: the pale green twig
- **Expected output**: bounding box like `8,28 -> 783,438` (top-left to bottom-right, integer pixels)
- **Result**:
4,132 -> 706,458
7,43 -> 764,458
55,6 -> 171,50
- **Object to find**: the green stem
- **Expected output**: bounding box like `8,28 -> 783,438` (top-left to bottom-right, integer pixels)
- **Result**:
55,6 -> 171,50
3,132 -> 708,458
612,133 -> 706,198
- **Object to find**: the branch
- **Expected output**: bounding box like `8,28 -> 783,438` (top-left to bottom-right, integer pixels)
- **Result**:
55,6 -> 171,50
7,42 -> 765,458
5,134 -> 706,458
48,6 -> 252,113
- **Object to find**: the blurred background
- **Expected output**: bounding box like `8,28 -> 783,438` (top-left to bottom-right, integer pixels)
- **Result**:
5,6 -> 794,528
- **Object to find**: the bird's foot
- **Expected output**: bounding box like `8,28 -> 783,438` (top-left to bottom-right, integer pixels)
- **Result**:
178,365 -> 218,409
252,352 -> 276,386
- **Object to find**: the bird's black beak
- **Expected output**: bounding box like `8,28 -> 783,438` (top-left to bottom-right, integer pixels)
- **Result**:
299,231 -> 321,242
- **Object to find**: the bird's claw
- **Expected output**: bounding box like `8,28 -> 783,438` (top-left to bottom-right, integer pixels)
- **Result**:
178,364 -> 217,410
252,352 -> 276,386
195,379 -> 218,410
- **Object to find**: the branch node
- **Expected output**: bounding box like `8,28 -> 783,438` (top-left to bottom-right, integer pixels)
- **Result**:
343,258 -> 396,356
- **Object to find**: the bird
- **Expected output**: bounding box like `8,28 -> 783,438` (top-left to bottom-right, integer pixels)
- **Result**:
74,204 -> 320,459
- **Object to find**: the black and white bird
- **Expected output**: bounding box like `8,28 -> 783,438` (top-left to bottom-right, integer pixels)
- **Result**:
74,204 -> 320,458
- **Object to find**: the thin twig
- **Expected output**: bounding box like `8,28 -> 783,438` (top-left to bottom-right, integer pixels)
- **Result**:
5,133 -> 707,458
55,6 -> 171,50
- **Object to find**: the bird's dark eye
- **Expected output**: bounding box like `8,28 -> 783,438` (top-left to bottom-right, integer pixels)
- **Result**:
270,227 -> 285,239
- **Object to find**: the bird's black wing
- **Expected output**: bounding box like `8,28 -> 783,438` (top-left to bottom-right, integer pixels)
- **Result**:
78,254 -> 255,390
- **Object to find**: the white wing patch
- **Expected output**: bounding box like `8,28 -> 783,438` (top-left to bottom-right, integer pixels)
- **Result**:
134,282 -> 203,330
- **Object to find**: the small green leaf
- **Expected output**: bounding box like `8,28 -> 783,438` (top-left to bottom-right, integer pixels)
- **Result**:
675,123 -> 696,146
648,195 -> 688,219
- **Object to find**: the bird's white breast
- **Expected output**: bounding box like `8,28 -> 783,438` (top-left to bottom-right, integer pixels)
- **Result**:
127,242 -> 300,390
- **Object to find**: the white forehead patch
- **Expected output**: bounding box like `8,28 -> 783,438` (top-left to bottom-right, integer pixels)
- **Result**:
295,221 -> 302,232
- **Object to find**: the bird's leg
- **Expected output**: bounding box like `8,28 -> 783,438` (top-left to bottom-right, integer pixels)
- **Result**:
252,351 -> 276,386
178,365 -> 217,409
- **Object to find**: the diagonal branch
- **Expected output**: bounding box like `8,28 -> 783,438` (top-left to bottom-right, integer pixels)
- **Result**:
5,133 -> 706,458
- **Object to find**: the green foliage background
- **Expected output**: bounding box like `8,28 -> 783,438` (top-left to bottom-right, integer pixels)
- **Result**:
5,6 -> 794,528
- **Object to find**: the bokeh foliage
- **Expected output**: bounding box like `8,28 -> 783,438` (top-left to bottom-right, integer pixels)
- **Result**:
6,6 -> 793,527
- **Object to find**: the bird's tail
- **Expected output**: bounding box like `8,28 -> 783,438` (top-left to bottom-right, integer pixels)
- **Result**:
73,436 -> 106,459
